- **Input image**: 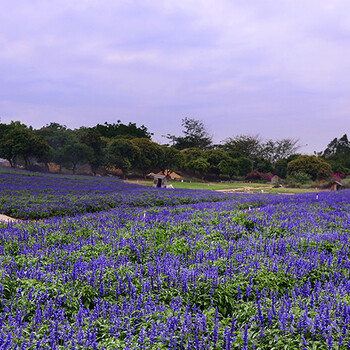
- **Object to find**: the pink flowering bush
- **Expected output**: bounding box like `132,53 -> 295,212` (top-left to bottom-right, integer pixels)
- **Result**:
245,170 -> 273,181
331,171 -> 347,180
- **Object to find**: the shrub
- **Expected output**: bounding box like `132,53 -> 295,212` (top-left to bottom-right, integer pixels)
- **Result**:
245,170 -> 273,181
341,176 -> 350,188
290,171 -> 312,184
287,155 -> 332,180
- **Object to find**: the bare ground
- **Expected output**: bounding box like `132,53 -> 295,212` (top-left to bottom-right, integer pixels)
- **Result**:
0,214 -> 22,223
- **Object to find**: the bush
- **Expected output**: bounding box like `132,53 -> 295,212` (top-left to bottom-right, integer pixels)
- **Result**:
290,171 -> 312,184
285,172 -> 317,188
245,170 -> 273,182
219,174 -> 230,181
287,155 -> 332,180
341,177 -> 350,188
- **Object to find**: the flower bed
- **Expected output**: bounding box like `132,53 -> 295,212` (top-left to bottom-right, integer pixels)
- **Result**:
0,186 -> 349,348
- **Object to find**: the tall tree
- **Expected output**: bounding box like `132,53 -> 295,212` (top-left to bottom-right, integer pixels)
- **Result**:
167,118 -> 212,150
322,134 -> 350,172
106,138 -> 140,178
222,135 -> 262,160
261,138 -> 300,164
287,155 -> 332,180
36,123 -> 70,171
0,127 -> 50,169
93,121 -> 153,139
218,158 -> 239,179
131,138 -> 162,178
62,137 -> 93,174
203,149 -> 231,175
76,127 -> 106,176
159,146 -> 184,175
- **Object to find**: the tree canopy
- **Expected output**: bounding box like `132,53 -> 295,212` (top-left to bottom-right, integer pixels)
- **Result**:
287,155 -> 332,180
167,118 -> 212,150
93,121 -> 153,139
0,119 -> 345,183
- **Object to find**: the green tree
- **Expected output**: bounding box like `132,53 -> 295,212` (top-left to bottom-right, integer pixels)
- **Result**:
204,149 -> 231,176
218,158 -> 239,179
131,138 -> 162,178
76,127 -> 106,176
273,154 -> 300,178
180,147 -> 204,174
106,138 -> 140,178
287,155 -> 332,180
36,123 -> 71,172
93,121 -> 153,139
159,146 -> 184,175
322,134 -> 350,171
254,157 -> 273,173
167,118 -> 212,150
0,127 -> 50,169
187,157 -> 210,178
61,137 -> 93,174
222,135 -> 262,160
236,157 -> 253,176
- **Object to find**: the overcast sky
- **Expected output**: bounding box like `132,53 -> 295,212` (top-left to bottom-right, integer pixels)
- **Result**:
1,1 -> 350,153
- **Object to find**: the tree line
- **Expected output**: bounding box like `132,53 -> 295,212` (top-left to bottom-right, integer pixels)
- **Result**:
0,118 -> 348,182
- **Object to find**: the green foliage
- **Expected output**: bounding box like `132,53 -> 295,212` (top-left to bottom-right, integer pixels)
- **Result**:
93,121 -> 153,139
287,155 -> 332,180
131,138 -> 162,177
0,124 -> 50,169
186,157 -> 210,176
204,149 -> 231,175
167,118 -> 212,150
61,135 -> 93,174
158,146 -> 184,175
273,154 -> 300,178
76,127 -> 106,175
106,138 -> 140,177
288,171 -> 312,185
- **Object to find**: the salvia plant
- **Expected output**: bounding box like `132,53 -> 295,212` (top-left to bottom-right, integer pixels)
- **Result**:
0,172 -> 349,349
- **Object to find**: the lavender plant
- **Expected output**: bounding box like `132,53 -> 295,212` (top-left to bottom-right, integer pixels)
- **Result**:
0,174 -> 350,349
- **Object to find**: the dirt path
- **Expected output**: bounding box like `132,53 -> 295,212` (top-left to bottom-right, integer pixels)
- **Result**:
0,214 -> 22,223
216,186 -> 271,193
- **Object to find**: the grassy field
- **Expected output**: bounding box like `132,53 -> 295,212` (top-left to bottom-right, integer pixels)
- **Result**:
0,165 -> 322,194
126,179 -> 321,194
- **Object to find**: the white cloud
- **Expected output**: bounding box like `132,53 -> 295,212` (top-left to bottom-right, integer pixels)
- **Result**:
1,0 -> 350,152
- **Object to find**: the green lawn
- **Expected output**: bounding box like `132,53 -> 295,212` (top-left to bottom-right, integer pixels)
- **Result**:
126,179 -> 322,194
127,180 -> 271,190
265,187 -> 320,194
167,181 -> 272,190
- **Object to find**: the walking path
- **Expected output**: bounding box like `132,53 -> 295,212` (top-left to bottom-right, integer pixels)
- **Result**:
216,186 -> 270,193
0,214 -> 22,223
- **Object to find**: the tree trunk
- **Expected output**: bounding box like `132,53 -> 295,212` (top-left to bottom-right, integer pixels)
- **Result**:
91,164 -> 97,176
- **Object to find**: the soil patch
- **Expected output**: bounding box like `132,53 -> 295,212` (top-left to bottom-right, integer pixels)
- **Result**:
0,214 -> 23,223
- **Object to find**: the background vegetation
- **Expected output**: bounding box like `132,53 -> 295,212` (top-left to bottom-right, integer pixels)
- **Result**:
0,118 -> 349,188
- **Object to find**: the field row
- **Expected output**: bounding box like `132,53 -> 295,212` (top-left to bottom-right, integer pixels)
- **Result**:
0,188 -> 350,348
0,173 -> 240,219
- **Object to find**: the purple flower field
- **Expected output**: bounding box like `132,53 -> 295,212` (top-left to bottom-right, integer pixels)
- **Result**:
0,173 -> 252,219
1,173 -> 350,349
